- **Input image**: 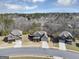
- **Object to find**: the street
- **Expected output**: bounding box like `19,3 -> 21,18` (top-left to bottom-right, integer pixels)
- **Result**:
0,47 -> 79,59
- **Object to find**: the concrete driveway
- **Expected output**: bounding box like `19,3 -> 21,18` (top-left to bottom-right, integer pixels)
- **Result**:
42,41 -> 49,48
59,40 -> 66,50
14,40 -> 22,48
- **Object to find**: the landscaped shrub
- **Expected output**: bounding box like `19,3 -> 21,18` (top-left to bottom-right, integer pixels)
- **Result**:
0,30 -> 10,36
76,43 -> 79,47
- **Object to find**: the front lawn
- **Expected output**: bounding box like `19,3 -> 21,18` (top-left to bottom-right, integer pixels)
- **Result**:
0,36 -> 5,45
66,43 -> 79,52
53,43 -> 59,47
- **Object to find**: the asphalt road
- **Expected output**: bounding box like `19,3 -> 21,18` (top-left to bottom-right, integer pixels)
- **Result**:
0,47 -> 79,59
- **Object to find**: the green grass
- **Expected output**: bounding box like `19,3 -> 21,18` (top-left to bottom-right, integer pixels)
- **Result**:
9,56 -> 52,59
0,36 -> 5,45
22,35 -> 31,45
53,43 -> 59,47
66,44 -> 79,52
0,40 -> 3,45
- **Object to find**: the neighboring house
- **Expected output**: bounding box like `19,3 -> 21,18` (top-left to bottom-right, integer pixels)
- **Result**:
28,31 -> 48,42
3,29 -> 22,43
59,31 -> 73,44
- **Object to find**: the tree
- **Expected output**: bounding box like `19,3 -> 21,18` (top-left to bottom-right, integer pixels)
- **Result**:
0,14 -> 14,35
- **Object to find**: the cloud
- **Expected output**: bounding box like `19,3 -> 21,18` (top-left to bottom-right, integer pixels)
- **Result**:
57,0 -> 77,6
25,5 -> 37,10
20,0 -> 45,3
5,4 -> 22,10
32,0 -> 45,3
4,3 -> 37,10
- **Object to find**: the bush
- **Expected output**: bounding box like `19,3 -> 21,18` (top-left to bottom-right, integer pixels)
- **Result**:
2,31 -> 9,36
0,30 -> 10,36
23,31 -> 30,35
76,43 -> 79,47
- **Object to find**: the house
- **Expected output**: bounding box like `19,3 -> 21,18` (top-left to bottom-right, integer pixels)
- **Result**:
3,29 -> 22,43
28,31 -> 48,42
59,31 -> 73,44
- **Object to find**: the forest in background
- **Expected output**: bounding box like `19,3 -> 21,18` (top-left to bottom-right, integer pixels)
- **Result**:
0,13 -> 79,36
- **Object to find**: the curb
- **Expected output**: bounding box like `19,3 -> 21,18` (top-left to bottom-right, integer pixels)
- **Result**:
51,47 -> 79,53
67,49 -> 79,54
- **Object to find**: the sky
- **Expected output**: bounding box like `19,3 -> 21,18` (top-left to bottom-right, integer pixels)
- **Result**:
0,0 -> 79,13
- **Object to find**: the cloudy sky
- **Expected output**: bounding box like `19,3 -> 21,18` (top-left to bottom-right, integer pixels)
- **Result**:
0,0 -> 79,13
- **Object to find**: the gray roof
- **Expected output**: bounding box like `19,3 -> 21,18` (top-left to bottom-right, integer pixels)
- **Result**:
7,29 -> 22,40
33,31 -> 46,36
59,31 -> 73,38
32,31 -> 48,41
11,29 -> 22,36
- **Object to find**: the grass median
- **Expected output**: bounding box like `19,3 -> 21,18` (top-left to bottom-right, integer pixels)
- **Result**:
9,55 -> 52,59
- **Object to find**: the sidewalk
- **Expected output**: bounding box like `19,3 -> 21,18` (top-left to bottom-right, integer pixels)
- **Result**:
53,56 -> 63,59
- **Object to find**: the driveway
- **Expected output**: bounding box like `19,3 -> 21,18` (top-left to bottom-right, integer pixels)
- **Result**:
14,40 -> 22,48
42,41 -> 49,48
59,40 -> 66,50
0,47 -> 79,59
